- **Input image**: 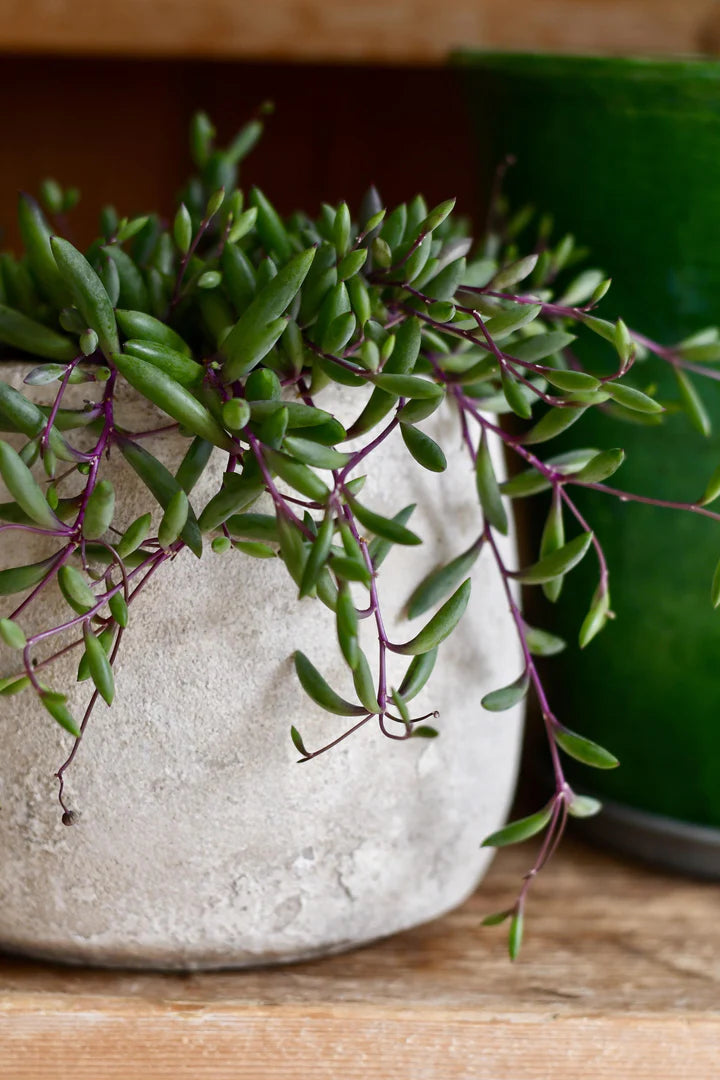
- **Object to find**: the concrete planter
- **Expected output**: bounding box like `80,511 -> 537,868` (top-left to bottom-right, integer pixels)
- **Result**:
0,365 -> 523,969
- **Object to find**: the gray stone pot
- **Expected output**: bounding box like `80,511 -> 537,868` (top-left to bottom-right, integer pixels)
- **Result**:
0,365 -> 523,970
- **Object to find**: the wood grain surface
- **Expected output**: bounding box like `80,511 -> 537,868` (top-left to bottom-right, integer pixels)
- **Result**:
0,0 -> 717,62
1,839 -> 719,1078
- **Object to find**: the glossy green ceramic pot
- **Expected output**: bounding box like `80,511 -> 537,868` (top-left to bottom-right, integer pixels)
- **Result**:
459,53 -> 720,874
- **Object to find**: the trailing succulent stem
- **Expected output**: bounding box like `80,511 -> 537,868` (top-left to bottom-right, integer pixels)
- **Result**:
0,114 -> 718,956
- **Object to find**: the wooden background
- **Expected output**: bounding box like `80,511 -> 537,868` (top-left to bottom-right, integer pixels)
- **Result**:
1,0 -> 719,61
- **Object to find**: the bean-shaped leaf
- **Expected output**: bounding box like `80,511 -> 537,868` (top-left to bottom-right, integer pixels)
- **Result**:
265,449 -> 329,502
294,650 -> 367,716
349,497 -> 421,546
78,626 -> 114,681
223,249 -> 316,381
175,437 -> 213,495
58,564 -> 97,614
541,369 -> 600,393
573,448 -> 625,485
521,404 -> 587,446
516,531 -> 593,585
336,582 -> 360,668
112,353 -> 233,452
508,910 -> 524,962
579,584 -> 611,647
116,513 -> 152,559
482,804 -> 553,848
352,649 -> 380,713
554,725 -> 619,769
329,554 -> 371,585
0,618 -> 26,649
198,470 -> 264,533
41,690 -> 80,737
117,438 -> 202,556
225,512 -> 278,542
0,440 -> 58,528
540,491 -> 564,604
18,194 -> 71,308
367,504 -> 416,567
525,625 -> 566,657
367,374 -> 443,400
123,340 -> 204,389
500,367 -> 533,420
606,382 -> 664,414
283,437 -> 349,470
396,578 -> 471,655
568,794 -> 603,819
400,423 -> 447,473
290,725 -> 310,759
0,303 -> 75,362
481,669 -> 530,712
397,647 -> 438,701
299,513 -> 334,598
50,237 -> 119,360
115,309 -> 192,356
406,541 -> 481,619
109,591 -> 129,628
675,368 -> 711,437
83,622 -> 115,705
158,488 -> 189,548
0,553 -> 59,596
476,435 -> 508,534
82,479 -> 115,540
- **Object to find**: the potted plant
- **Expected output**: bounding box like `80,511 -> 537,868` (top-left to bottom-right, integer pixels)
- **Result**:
458,52 -> 720,876
0,112 -> 716,968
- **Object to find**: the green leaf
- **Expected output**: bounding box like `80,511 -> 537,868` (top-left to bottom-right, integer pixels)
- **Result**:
521,405 -> 587,446
115,309 -> 192,356
225,512 -> 278,542
336,582 -> 360,669
406,542 -> 481,619
481,669 -> 530,712
265,449 -> 329,502
699,464 -> 720,508
525,625 -> 566,657
123,340 -> 204,389
352,649 -> 380,713
117,438 -> 202,557
568,793 -> 603,819
175,437 -> 213,495
290,725 -> 310,758
299,513 -> 334,598
82,479 -> 115,540
50,237 -> 119,360
606,382 -> 664,415
223,248 -> 316,380
158,488 -> 189,548
0,440 -> 58,528
108,591 -> 129,628
412,724 -> 439,738
173,204 -> 192,254
539,491 -> 565,604
293,651 -> 367,716
40,690 -> 80,737
116,513 -> 152,559
367,504 -> 416,568
0,554 -> 58,596
396,579 -> 471,655
481,909 -> 513,927
329,554 -> 371,586
507,331 -> 576,364
508,909 -> 524,962
366,374 -> 443,400
83,622 -> 115,705
554,725 -> 619,769
114,353 -> 234,452
398,648 -> 438,701
0,618 -> 26,649
283,437 -> 349,470
541,369 -> 600,393
400,423 -> 447,473
674,367 -> 711,437
58,565 -> 97,614
573,449 -> 625,485
516,532 -> 593,585
475,435 -> 508,534
579,585 -> 611,648
198,468 -> 264,533
482,804 -> 553,848
490,254 -> 538,290
500,367 -> 533,420
250,187 -> 292,261
349,497 -> 421,547
17,194 -> 71,308
0,303 -> 75,362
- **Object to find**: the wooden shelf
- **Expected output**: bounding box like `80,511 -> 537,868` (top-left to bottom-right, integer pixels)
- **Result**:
0,0 -> 715,63
1,839 -> 719,1078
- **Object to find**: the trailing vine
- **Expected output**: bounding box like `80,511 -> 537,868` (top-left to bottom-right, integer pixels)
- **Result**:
0,113 -> 718,956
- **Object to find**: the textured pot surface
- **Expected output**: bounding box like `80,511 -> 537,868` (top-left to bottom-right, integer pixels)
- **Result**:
460,53 -> 720,837
0,367 -> 522,969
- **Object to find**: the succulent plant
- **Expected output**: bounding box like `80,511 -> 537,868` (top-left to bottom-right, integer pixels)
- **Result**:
0,113 -> 717,957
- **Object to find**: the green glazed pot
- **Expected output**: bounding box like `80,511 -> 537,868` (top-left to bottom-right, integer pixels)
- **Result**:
458,52 -> 720,873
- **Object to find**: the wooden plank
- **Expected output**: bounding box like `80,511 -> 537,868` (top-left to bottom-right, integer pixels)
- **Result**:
0,0 -> 715,63
1,840 -> 720,1077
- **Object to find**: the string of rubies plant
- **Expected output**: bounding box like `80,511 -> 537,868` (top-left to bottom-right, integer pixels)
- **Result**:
1,113 -> 719,958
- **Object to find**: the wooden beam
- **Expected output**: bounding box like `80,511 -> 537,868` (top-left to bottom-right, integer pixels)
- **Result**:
0,0 -> 715,63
